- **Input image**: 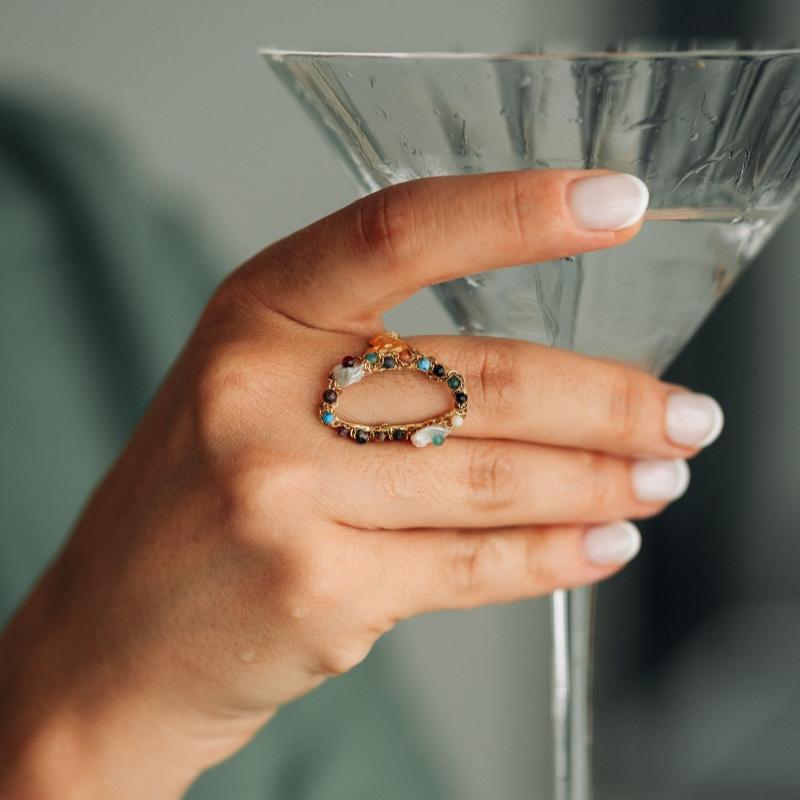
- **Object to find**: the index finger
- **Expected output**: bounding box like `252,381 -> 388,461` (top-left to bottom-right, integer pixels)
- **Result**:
238,170 -> 649,333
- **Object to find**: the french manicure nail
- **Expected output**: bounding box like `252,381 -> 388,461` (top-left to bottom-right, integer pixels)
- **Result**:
567,173 -> 649,230
584,521 -> 641,566
666,392 -> 725,447
632,458 -> 690,503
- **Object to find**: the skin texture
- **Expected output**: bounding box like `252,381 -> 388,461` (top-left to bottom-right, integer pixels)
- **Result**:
0,170 -> 708,799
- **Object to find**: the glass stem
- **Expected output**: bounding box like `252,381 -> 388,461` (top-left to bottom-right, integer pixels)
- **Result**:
551,586 -> 595,800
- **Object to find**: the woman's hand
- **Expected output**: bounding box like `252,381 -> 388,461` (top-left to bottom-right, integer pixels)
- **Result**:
0,171 -> 723,799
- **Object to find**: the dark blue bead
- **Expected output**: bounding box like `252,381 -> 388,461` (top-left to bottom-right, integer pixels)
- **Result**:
455,391 -> 468,406
383,356 -> 396,369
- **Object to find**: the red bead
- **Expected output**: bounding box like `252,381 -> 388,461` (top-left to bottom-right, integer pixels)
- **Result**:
341,355 -> 357,367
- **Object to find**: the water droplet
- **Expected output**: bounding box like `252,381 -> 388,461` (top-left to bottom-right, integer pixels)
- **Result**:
689,132 -> 699,142
464,274 -> 486,289
346,71 -> 353,78
369,75 -> 376,88
519,75 -> 532,88
500,106 -> 508,116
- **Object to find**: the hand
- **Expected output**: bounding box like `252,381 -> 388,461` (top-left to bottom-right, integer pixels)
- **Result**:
0,171 -> 723,799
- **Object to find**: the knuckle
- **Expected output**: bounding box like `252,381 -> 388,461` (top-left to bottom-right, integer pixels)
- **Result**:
523,527 -> 579,593
523,534 -> 556,591
191,345 -> 257,450
448,533 -> 504,597
606,370 -> 647,447
579,451 -> 625,515
217,459 -> 307,547
214,448 -> 313,560
370,458 -> 417,503
315,640 -> 373,678
497,172 -> 536,244
464,342 -> 521,416
356,181 -> 421,265
466,442 -> 518,512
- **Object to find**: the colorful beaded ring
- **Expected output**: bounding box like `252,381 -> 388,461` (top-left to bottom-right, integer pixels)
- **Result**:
319,332 -> 468,447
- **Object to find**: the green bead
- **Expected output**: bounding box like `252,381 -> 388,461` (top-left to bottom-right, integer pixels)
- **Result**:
447,375 -> 462,390
365,351 -> 379,364
432,434 -> 445,446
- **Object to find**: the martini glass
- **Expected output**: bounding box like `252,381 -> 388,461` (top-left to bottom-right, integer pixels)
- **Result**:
261,44 -> 800,799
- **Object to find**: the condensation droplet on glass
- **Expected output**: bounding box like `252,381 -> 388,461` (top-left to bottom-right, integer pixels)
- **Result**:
690,131 -> 699,142
464,274 -> 487,289
500,106 -> 508,115
346,71 -> 353,78
369,75 -> 376,88
519,75 -> 532,88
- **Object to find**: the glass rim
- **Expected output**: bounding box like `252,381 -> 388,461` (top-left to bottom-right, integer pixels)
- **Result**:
259,46 -> 800,61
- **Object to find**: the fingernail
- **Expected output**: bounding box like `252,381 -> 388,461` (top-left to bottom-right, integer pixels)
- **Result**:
632,458 -> 690,503
584,521 -> 641,566
567,173 -> 649,230
666,392 -> 725,447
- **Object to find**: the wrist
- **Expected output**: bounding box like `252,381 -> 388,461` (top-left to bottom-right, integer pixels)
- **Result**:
0,555 -> 250,800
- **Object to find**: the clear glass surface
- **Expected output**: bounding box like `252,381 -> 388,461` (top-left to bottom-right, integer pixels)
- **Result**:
261,44 -> 800,799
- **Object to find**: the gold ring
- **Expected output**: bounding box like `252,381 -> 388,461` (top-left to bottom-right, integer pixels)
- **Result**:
318,332 -> 468,447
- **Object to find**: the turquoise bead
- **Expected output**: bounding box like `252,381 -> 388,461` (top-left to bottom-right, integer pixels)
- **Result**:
417,357 -> 431,372
322,412 -> 335,425
432,434 -> 445,446
365,351 -> 379,364
447,375 -> 462,390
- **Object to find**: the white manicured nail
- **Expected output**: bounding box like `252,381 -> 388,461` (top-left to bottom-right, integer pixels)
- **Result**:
666,392 -> 725,447
584,521 -> 641,565
567,173 -> 649,230
632,458 -> 690,503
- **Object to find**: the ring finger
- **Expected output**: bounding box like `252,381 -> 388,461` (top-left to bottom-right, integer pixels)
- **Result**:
330,438 -> 690,530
